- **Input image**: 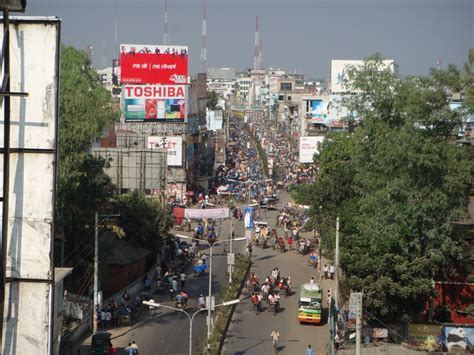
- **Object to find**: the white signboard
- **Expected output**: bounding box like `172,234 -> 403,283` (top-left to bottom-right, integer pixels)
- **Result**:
227,253 -> 235,265
331,59 -> 394,93
299,136 -> 325,163
0,17 -> 60,354
147,136 -> 183,166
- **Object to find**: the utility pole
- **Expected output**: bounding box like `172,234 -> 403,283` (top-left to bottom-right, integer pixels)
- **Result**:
229,221 -> 234,284
356,292 -> 363,355
335,217 -> 340,311
93,212 -> 99,334
93,212 -> 120,334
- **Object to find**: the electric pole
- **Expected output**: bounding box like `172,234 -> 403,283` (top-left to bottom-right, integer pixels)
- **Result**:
335,217 -> 340,310
356,292 -> 363,355
93,212 -> 99,334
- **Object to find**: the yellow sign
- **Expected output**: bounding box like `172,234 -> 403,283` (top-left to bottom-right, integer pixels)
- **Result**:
408,324 -> 442,344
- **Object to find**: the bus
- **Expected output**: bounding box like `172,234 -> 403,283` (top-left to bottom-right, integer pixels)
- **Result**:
298,283 -> 322,324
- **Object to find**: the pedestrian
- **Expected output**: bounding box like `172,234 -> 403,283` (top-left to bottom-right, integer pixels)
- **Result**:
306,344 -> 315,355
125,343 -> 135,355
310,277 -> 315,284
288,235 -> 293,250
198,294 -> 206,308
180,272 -> 186,289
201,253 -> 208,264
271,329 -> 280,350
329,264 -> 335,280
156,264 -> 162,280
105,309 -> 112,328
171,277 -> 178,292
143,275 -> 152,292
130,340 -> 139,354
100,309 -> 106,329
323,264 -> 328,280
122,290 -> 130,303
247,242 -> 253,257
108,341 -> 116,355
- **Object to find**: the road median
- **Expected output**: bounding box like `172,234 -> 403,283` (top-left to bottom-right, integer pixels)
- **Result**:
197,253 -> 251,354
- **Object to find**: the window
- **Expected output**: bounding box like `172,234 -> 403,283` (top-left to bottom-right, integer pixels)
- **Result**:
280,82 -> 292,91
278,95 -> 284,101
287,96 -> 292,101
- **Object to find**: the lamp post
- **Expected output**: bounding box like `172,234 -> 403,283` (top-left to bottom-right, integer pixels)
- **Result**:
144,299 -> 240,355
176,234 -> 246,350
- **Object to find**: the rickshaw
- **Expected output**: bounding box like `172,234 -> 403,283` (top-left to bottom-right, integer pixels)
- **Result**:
90,332 -> 111,355
193,263 -> 208,276
308,250 -> 318,269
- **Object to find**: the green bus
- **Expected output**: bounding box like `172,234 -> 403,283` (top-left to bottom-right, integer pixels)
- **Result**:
298,283 -> 322,324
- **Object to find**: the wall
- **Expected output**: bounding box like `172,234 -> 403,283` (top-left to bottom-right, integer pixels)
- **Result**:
104,258 -> 147,298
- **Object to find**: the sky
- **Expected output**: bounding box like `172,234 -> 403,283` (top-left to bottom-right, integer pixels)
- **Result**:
25,0 -> 473,79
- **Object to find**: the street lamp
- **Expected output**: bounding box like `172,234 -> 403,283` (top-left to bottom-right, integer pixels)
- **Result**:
176,234 -> 245,350
143,299 -> 240,355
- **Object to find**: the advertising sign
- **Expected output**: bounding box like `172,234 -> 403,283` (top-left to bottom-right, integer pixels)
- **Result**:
408,324 -> 442,344
310,100 -> 329,122
120,44 -> 188,85
299,136 -> 324,163
243,206 -> 254,229
147,136 -> 183,166
331,59 -> 394,93
123,85 -> 186,122
0,17 -> 60,354
268,76 -> 278,94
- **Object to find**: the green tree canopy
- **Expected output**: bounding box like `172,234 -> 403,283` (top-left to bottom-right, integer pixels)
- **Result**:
207,90 -> 219,110
294,53 -> 473,322
115,191 -> 173,256
57,46 -> 117,267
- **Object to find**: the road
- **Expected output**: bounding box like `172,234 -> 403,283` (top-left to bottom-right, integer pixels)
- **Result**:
223,191 -> 335,355
75,217 -> 247,355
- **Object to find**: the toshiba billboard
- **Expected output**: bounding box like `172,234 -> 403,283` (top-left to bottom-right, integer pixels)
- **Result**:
123,85 -> 186,122
120,44 -> 188,85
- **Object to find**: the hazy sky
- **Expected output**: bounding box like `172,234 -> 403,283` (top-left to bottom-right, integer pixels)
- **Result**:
26,0 -> 473,78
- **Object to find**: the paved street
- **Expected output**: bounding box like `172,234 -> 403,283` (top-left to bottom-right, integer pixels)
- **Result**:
223,192 -> 335,355
75,217 -> 246,355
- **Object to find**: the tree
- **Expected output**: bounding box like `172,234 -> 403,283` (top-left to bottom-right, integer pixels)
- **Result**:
207,90 -> 219,110
294,54 -> 473,322
57,46 -> 117,270
115,191 -> 173,258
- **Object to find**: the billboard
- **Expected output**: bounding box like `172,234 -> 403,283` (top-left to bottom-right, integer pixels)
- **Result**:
309,100 -> 329,123
331,59 -> 394,93
0,17 -> 60,354
299,136 -> 324,163
268,76 -> 278,94
123,85 -> 186,122
147,136 -> 183,166
120,44 -> 188,85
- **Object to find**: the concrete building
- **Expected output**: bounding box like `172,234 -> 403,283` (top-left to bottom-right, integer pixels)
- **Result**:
207,79 -> 236,99
208,67 -> 236,80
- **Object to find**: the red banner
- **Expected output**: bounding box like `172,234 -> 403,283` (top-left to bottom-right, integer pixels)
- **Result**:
120,44 -> 188,85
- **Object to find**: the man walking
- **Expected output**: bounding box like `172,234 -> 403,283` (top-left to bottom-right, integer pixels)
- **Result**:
329,264 -> 335,280
323,264 -> 329,280
306,344 -> 315,355
180,272 -> 186,290
271,329 -> 280,350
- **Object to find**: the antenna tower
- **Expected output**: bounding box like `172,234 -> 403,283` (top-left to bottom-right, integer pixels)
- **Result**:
164,0 -> 169,45
254,16 -> 260,70
201,1 -> 208,74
